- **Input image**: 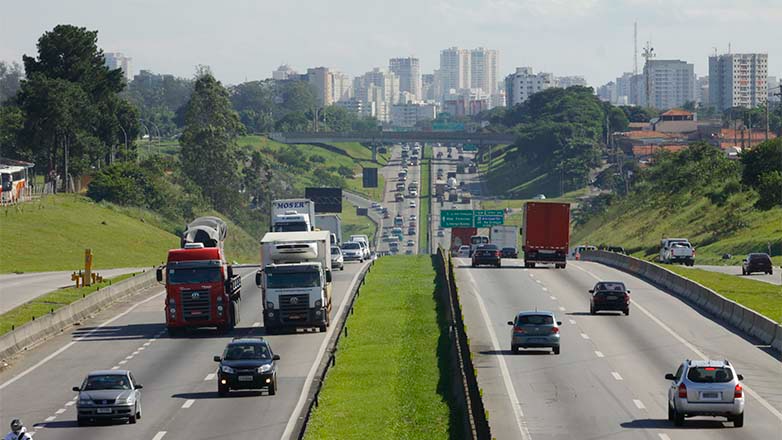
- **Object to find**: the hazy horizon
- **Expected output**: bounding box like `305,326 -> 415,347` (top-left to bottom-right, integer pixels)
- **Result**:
2,0 -> 780,87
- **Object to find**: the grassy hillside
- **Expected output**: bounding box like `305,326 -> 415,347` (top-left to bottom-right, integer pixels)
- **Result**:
0,195 -> 178,273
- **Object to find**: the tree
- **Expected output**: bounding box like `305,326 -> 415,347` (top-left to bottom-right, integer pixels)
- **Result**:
278,80 -> 317,116
619,105 -> 658,123
180,70 -> 245,215
125,70 -> 193,136
0,61 -> 23,104
320,105 -> 355,132
741,139 -> 782,187
0,106 -> 23,157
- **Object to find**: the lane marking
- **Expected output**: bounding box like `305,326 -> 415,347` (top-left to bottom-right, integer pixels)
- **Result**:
611,372 -> 623,381
44,416 -> 55,422
182,399 -> 195,409
65,401 -> 75,406
594,351 -> 605,358
573,262 -> 782,422
658,434 -> 671,440
550,296 -> 557,300
281,263 -> 375,440
581,333 -> 590,339
137,346 -> 145,350
633,399 -> 646,410
0,290 -> 165,390
111,366 -> 120,370
152,432 -> 167,440
204,373 -> 215,381
568,319 -> 577,325
55,408 -> 66,414
143,342 -> 151,346
541,287 -> 548,292
535,279 -> 542,284
118,360 -> 127,365
125,355 -> 134,359
558,306 -> 566,311
461,270 -> 532,440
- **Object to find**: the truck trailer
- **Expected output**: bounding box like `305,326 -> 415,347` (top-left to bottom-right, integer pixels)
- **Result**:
315,214 -> 342,245
270,199 -> 316,232
521,202 -> 570,269
256,231 -> 333,333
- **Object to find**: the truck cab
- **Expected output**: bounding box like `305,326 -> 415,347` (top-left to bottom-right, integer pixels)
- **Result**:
272,212 -> 311,232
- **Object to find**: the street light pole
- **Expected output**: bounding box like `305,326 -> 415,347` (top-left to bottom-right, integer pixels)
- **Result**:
118,125 -> 128,163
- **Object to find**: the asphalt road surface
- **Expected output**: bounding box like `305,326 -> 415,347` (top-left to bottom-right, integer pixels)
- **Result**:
375,145 -> 421,256
0,262 -> 368,440
455,258 -> 782,440
0,268 -> 147,315
691,265 -> 781,286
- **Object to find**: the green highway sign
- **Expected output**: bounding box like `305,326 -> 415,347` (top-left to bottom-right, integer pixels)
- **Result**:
440,209 -> 504,228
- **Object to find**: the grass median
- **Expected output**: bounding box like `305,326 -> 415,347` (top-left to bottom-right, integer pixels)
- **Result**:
304,255 -> 461,440
663,265 -> 782,323
419,156 -> 431,252
0,272 -> 137,335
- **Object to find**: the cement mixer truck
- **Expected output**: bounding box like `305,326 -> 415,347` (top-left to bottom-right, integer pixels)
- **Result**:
255,231 -> 332,334
157,216 -> 242,335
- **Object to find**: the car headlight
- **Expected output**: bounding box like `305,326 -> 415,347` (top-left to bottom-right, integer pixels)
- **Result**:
257,364 -> 272,373
115,396 -> 135,405
315,300 -> 322,309
78,398 -> 94,406
217,305 -> 224,312
221,365 -> 235,374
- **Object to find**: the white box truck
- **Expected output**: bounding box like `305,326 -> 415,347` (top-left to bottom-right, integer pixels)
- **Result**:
256,231 -> 333,333
270,199 -> 316,232
490,225 -> 518,250
315,214 -> 342,245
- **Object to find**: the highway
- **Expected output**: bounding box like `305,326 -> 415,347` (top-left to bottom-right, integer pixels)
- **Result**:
375,145 -> 422,256
455,259 -> 782,439
0,262 -> 368,440
0,268 -> 146,315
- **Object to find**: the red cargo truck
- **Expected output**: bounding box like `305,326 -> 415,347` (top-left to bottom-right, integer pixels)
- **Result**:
450,227 -> 478,255
522,202 -> 570,268
157,217 -> 241,334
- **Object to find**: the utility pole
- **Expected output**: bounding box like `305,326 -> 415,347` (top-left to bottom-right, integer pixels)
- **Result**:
642,41 -> 655,108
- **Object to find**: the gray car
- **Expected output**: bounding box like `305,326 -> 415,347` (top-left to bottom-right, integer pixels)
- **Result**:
73,370 -> 143,425
665,359 -> 745,427
508,311 -> 561,354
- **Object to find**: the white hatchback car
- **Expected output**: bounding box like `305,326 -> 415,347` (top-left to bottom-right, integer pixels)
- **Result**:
457,245 -> 471,258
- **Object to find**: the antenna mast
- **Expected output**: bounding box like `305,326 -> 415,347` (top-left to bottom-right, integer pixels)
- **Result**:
642,41 -> 655,107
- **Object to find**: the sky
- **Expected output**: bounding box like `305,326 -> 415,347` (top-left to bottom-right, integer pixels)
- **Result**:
2,0 -> 780,87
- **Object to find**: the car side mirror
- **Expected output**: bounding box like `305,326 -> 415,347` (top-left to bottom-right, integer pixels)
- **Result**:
588,289 -> 594,293
255,271 -> 262,287
507,321 -> 514,326
156,267 -> 163,283
557,321 -> 562,326
737,374 -> 744,381
135,384 -> 143,389
626,290 -> 631,294
326,270 -> 332,283
664,373 -> 676,381
213,356 -> 221,362
72,386 -> 81,392
273,354 -> 280,361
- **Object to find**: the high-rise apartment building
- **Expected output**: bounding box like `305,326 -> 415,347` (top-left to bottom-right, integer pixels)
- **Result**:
353,68 -> 400,122
104,52 -> 132,81
389,57 -> 422,100
307,67 -> 333,107
709,53 -> 768,110
421,73 -> 435,101
470,48 -> 499,94
272,64 -> 298,80
642,59 -> 695,109
554,76 -> 587,89
331,71 -> 352,103
768,76 -> 780,103
504,67 -> 553,106
440,47 -> 471,97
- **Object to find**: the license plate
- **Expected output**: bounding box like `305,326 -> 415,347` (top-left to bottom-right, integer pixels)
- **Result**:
539,250 -> 555,254
288,314 -> 301,320
191,311 -> 201,315
702,392 -> 719,399
96,408 -> 112,414
607,296 -> 617,300
238,375 -> 254,382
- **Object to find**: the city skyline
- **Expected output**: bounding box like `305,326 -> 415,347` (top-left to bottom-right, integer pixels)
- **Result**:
1,0 -> 779,87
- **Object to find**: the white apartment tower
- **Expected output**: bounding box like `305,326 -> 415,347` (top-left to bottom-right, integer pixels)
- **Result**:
104,52 -> 132,81
642,59 -> 695,109
470,48 -> 499,95
504,67 -> 553,106
307,67 -> 333,107
709,53 -> 768,110
389,57 -> 422,100
440,47 -> 471,97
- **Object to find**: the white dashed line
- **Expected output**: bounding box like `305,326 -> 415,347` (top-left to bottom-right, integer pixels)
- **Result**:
137,346 -> 145,350
65,401 -> 75,406
568,319 -> 577,325
611,372 -> 623,381
594,351 -> 605,358
549,296 -> 557,300
44,416 -> 55,422
111,366 -> 120,370
143,342 -> 151,346
658,434 -> 671,440
55,408 -> 66,414
535,279 -> 542,284
182,399 -> 195,409
72,396 -> 78,401
204,373 -> 216,381
633,399 -> 646,410
118,360 -> 127,365
152,432 -> 167,440
558,306 -> 566,311
125,355 -> 134,360
252,322 -> 261,327
581,333 -> 590,339
542,287 -> 548,291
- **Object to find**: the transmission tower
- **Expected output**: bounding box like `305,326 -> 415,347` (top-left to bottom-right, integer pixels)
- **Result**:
642,41 -> 655,107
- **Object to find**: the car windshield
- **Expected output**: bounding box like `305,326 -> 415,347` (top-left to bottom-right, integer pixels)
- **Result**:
517,315 -> 554,325
168,267 -> 221,284
342,243 -> 360,250
687,366 -> 733,383
471,236 -> 489,245
331,247 -> 341,255
266,271 -> 320,288
224,344 -> 270,361
594,282 -> 626,292
273,222 -> 308,232
84,375 -> 131,390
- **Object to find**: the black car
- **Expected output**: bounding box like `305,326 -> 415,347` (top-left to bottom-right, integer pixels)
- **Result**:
500,247 -> 518,258
589,281 -> 630,315
214,337 -> 279,396
742,253 -> 773,275
472,244 -> 501,268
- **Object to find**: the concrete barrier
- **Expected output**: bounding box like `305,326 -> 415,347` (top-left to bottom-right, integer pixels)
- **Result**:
581,250 -> 782,353
0,271 -> 157,361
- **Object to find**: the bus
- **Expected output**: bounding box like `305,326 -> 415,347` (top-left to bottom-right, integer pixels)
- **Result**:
0,161 -> 34,204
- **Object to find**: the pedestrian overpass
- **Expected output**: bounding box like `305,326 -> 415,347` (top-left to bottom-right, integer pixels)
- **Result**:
269,131 -> 515,146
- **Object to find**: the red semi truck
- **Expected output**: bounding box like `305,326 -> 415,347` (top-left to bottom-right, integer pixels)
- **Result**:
157,217 -> 241,335
522,202 -> 570,268
450,227 -> 478,255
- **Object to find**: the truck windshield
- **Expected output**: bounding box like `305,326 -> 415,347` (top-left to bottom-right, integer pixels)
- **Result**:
273,222 -> 309,232
168,267 -> 221,284
267,271 -> 321,288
